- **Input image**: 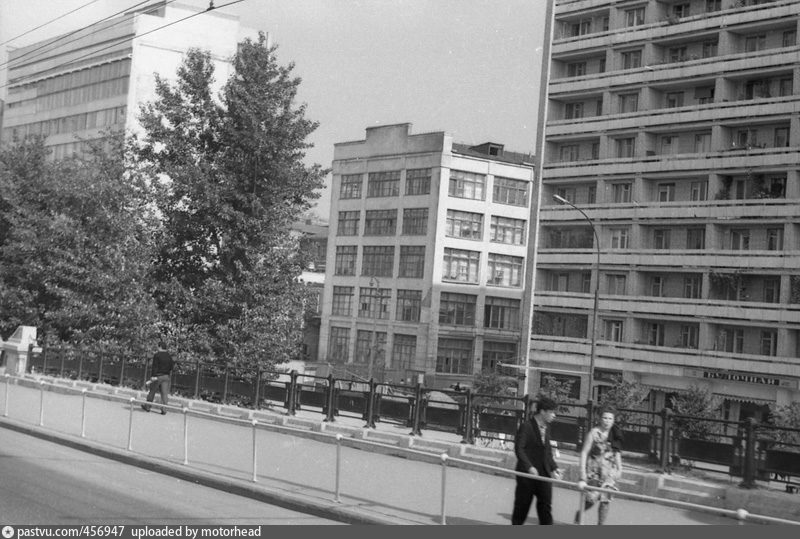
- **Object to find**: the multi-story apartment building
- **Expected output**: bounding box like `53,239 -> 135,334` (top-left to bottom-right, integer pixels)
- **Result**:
318,124 -> 535,389
1,1 -> 255,158
533,0 -> 800,421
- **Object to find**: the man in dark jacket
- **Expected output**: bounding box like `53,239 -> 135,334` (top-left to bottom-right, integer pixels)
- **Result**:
511,396 -> 563,525
141,340 -> 175,415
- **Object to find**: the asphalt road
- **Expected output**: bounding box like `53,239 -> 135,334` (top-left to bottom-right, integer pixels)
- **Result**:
0,428 -> 342,525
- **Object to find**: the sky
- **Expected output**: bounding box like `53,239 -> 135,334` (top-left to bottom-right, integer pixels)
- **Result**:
0,0 -> 546,221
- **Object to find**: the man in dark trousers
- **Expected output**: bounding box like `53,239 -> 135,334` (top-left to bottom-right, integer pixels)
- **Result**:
142,340 -> 175,415
511,396 -> 563,525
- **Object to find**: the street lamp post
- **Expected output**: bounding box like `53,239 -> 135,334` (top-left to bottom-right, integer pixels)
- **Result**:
553,194 -> 600,409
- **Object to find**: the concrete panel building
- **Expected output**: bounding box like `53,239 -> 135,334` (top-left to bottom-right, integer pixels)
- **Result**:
318,124 -> 535,389
1,1 -> 257,158
532,0 -> 800,420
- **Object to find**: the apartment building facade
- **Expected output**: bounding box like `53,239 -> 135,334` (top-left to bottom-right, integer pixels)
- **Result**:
533,0 -> 800,420
318,124 -> 535,389
1,2 -> 254,158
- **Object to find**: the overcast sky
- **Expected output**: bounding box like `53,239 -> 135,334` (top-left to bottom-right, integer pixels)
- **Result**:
0,0 -> 546,220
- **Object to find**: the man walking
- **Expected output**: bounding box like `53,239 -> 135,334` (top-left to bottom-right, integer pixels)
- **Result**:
511,396 -> 563,525
142,340 -> 175,415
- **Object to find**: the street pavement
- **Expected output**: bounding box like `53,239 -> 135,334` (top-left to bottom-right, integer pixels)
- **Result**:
0,375 -> 790,525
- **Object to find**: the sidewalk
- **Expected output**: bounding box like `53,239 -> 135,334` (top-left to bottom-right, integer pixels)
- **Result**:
2,374 -> 799,524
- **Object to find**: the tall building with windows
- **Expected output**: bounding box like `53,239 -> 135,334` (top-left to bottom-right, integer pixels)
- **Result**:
1,1 -> 256,159
533,0 -> 800,420
318,123 -> 535,389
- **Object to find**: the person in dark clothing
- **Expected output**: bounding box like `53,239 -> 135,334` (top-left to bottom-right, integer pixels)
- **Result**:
141,341 -> 175,415
511,396 -> 563,525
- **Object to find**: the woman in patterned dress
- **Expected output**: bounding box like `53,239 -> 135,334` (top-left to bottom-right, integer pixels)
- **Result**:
575,408 -> 623,525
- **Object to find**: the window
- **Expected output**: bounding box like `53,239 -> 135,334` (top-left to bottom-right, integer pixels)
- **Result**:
358,287 -> 391,319
569,19 -> 592,37
599,57 -> 607,73
436,338 -> 473,375
705,0 -> 721,12
672,3 -> 690,17
647,323 -> 665,346
367,171 -> 400,197
767,228 -> 784,251
680,325 -> 699,348
669,46 -> 688,62
779,78 -> 794,97
405,168 -> 432,195
767,176 -> 787,198
582,272 -> 592,293
402,208 -> 428,235
695,86 -> 715,104
650,275 -> 664,297
438,293 -> 476,326
396,289 -> 422,322
774,127 -> 790,148
684,275 -> 702,299
363,209 -> 397,236
487,253 -> 523,287
654,229 -> 671,249
591,143 -> 600,159
616,138 -> 636,158
442,248 -> 480,283
565,102 -> 584,119
719,328 -> 744,353
622,50 -> 642,69
449,170 -> 486,200
555,187 -> 576,203
783,30 -> 797,47
607,274 -> 627,295
588,186 -> 597,203
331,286 -> 354,316
690,181 -> 708,201
490,216 -> 526,245
666,92 -> 684,108
337,211 -> 360,236
702,41 -> 718,58
340,174 -> 362,199
567,62 -> 587,77
660,136 -> 676,155
392,334 -> 417,370
602,16 -> 609,31
361,246 -> 394,277
484,297 -> 521,330
334,245 -> 357,276
493,177 -> 529,206
327,326 -> 352,363
745,80 -> 768,99
764,278 -> 780,303
731,229 -> 750,250
398,246 -> 425,278
596,99 -> 604,116
482,341 -> 516,373
619,93 -> 639,113
610,228 -> 630,249
559,145 -> 580,161
657,183 -> 675,202
624,7 -> 645,27
687,228 -> 705,249
691,133 -> 710,153
355,330 -> 386,364
604,320 -> 624,342
445,210 -> 483,240
744,34 -> 766,52
760,330 -> 778,356
612,182 -> 632,202
549,272 -> 569,291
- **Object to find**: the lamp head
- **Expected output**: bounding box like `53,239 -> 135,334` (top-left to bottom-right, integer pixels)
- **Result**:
552,194 -> 569,204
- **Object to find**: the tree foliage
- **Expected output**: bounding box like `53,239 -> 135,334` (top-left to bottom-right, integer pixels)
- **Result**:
765,402 -> 800,450
0,135 -> 161,346
669,384 -> 723,440
472,370 -> 518,408
133,34 -> 326,366
538,374 -> 577,413
598,379 -> 650,427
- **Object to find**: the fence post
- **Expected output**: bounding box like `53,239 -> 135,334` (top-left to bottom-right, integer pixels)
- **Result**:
42,344 -> 49,375
183,407 -> 189,465
119,355 -> 126,388
39,380 -> 45,426
98,349 -> 105,385
81,389 -> 88,437
127,397 -> 135,451
460,389 -> 475,444
334,433 -> 343,503
440,453 -> 449,525
59,347 -> 65,377
409,381 -> 424,436
324,374 -> 336,423
194,362 -> 201,400
739,417 -> 758,489
4,374 -> 9,417
659,408 -> 672,473
251,419 -> 258,482
77,346 -> 84,380
364,378 -> 377,429
253,366 -> 261,410
287,370 -> 298,416
223,363 -> 230,404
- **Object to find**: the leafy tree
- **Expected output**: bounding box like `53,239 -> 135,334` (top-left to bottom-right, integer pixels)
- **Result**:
133,34 -> 326,367
0,135 -> 161,346
472,370 -> 518,408
765,402 -> 800,450
669,384 -> 723,440
598,379 -> 650,427
538,374 -> 577,413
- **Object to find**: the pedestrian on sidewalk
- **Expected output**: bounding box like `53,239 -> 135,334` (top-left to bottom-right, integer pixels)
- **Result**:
575,407 -> 624,525
142,340 -> 175,415
511,396 -> 563,525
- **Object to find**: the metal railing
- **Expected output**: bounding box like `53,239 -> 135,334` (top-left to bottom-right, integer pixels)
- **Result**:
2,374 -> 797,525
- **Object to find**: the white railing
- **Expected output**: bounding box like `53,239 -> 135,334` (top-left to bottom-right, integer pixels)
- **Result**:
3,374 -> 798,526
